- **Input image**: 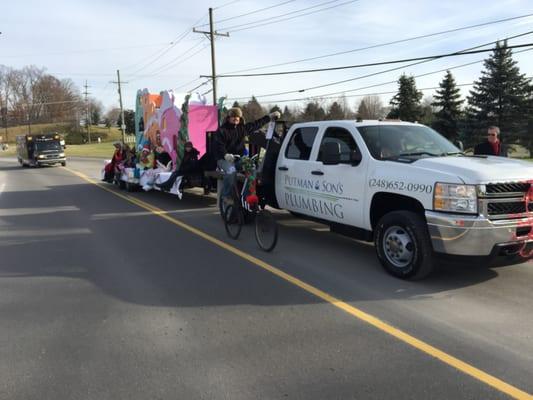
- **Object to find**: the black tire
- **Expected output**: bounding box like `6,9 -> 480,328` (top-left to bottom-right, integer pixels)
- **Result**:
218,195 -> 228,220
224,204 -> 243,239
243,206 -> 255,224
374,211 -> 434,280
255,209 -> 278,252
61,161 -> 66,167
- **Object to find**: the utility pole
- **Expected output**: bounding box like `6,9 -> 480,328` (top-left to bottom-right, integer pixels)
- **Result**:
83,80 -> 91,144
194,8 -> 229,106
27,109 -> 31,135
111,70 -> 127,143
0,99 -> 7,143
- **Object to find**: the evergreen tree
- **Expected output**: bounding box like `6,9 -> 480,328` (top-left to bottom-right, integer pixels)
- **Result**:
117,109 -> 135,135
431,71 -> 464,140
242,96 -> 265,121
232,101 -> 240,108
269,104 -> 282,114
387,74 -> 423,122
300,102 -> 326,122
326,101 -> 344,120
466,40 -> 532,148
282,105 -> 294,123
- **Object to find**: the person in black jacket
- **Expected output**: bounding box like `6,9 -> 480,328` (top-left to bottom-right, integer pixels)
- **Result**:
156,141 -> 200,191
214,107 -> 280,204
474,126 -> 508,157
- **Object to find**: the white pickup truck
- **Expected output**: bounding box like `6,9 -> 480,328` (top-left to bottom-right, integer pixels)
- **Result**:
261,120 -> 533,279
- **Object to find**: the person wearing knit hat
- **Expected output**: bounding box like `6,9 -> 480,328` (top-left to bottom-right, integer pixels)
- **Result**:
227,107 -> 243,119
213,106 -> 281,205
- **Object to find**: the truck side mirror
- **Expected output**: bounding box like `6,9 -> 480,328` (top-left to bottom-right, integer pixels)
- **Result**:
322,142 -> 341,165
350,149 -> 362,166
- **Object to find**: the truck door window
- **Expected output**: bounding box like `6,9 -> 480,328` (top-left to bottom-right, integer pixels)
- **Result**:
318,127 -> 359,164
285,127 -> 318,160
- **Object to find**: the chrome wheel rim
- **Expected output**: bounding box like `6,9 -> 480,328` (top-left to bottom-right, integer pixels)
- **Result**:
382,225 -> 414,268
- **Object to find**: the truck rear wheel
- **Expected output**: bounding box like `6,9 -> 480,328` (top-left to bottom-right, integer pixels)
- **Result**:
374,211 -> 434,280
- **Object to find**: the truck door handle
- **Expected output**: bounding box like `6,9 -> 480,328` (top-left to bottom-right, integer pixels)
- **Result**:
311,170 -> 324,176
278,166 -> 288,171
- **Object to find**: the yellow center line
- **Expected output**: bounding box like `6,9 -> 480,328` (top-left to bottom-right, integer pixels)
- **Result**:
66,167 -> 532,400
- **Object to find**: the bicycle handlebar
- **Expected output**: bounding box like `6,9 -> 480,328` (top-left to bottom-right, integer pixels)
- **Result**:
229,153 -> 259,161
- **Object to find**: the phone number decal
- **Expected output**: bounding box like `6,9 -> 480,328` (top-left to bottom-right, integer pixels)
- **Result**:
369,178 -> 433,193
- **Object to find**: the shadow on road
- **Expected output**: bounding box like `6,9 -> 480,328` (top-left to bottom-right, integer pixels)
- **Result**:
1,174 -> 527,310
0,163 -> 24,171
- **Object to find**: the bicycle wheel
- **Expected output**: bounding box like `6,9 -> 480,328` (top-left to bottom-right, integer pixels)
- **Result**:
224,204 -> 244,239
255,209 -> 278,252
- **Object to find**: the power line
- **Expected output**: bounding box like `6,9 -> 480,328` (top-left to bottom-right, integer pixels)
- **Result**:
124,30 -> 192,74
228,0 -> 359,33
2,42 -> 175,58
256,76 -> 533,104
174,77 -> 203,91
238,48 -> 533,104
266,83 -> 477,104
216,42 -> 533,77
196,0 -> 296,28
220,12 -> 533,74
187,80 -> 211,93
219,0 -> 357,32
214,0 -> 241,10
227,30 -> 533,99
133,38 -> 208,77
122,13 -> 208,74
16,99 -> 83,107
128,44 -> 211,83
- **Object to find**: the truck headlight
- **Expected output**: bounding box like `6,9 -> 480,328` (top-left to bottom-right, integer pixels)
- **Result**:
38,154 -> 45,159
59,153 -> 65,157
433,183 -> 477,214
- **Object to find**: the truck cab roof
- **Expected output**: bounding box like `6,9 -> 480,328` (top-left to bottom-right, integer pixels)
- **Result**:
290,120 -> 420,129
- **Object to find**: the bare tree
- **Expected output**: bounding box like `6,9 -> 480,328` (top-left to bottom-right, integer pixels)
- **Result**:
104,107 -> 121,128
357,95 -> 385,120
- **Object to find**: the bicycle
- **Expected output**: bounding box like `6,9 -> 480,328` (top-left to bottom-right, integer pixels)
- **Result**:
221,154 -> 278,252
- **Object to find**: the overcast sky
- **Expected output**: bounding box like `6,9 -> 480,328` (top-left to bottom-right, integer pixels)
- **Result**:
1,0 -> 532,113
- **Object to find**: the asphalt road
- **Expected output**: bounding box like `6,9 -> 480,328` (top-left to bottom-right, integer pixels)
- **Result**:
1,157 -> 532,400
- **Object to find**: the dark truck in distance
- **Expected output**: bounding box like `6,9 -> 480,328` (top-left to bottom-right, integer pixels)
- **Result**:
16,133 -> 66,167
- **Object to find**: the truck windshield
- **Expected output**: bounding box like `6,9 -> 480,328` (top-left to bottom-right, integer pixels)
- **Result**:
357,125 -> 460,160
35,141 -> 62,152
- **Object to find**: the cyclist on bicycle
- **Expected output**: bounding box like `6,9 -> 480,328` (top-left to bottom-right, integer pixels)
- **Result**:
213,107 -> 280,205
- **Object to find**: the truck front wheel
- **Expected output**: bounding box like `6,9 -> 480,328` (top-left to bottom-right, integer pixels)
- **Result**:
374,211 -> 434,280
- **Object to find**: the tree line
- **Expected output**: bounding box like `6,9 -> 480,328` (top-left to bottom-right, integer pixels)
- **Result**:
0,65 -> 109,141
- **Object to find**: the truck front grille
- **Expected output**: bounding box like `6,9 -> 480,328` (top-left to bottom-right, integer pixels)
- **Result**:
487,201 -> 527,216
485,182 -> 530,196
481,181 -> 532,219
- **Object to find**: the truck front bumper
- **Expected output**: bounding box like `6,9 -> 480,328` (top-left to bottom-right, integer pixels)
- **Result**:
37,157 -> 66,165
425,211 -> 533,256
